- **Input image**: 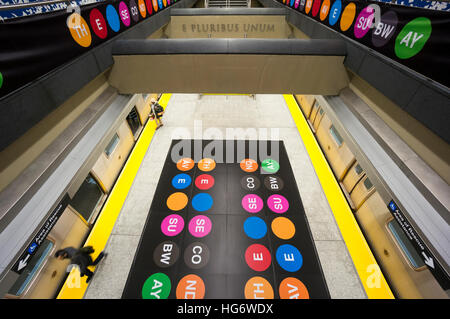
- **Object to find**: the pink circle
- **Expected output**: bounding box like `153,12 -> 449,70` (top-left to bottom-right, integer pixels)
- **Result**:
354,6 -> 375,39
189,215 -> 212,238
267,195 -> 289,214
119,2 -> 131,27
242,194 -> 263,213
294,0 -> 300,8
161,214 -> 184,236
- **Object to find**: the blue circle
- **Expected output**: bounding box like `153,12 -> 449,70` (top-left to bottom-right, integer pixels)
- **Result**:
192,193 -> 213,212
328,0 -> 342,26
276,244 -> 303,272
290,0 -> 295,6
158,0 -> 164,9
243,217 -> 267,239
172,173 -> 191,189
106,5 -> 121,32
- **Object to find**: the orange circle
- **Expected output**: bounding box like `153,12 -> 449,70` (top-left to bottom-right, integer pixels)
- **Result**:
305,0 -> 314,14
67,13 -> 92,47
152,0 -> 158,12
271,217 -> 296,240
240,159 -> 258,173
166,192 -> 188,211
340,3 -> 356,32
176,274 -> 205,299
320,0 -> 331,21
198,158 -> 216,172
244,277 -> 274,299
279,277 -> 309,299
177,158 -> 195,171
138,0 -> 147,17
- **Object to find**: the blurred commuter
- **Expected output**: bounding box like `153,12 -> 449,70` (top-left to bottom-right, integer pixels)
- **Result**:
55,246 -> 107,283
149,98 -> 165,129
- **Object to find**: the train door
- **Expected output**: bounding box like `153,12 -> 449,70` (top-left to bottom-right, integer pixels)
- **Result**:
126,106 -> 143,140
295,95 -> 315,118
91,121 -> 134,193
315,115 -> 355,181
5,206 -> 89,299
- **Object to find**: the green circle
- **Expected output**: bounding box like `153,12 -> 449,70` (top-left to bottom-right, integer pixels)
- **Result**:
394,17 -> 432,60
141,273 -> 171,299
261,158 -> 280,173
0,72 -> 3,89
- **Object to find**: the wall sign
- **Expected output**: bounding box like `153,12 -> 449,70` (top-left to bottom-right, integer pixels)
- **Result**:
387,200 -> 450,290
12,194 -> 70,274
279,0 -> 450,88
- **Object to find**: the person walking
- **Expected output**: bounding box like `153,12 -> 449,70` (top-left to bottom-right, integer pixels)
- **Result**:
55,246 -> 107,283
149,98 -> 164,129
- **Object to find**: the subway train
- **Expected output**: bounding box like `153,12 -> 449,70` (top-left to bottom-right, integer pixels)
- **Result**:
1,93 -> 159,299
294,94 -> 448,299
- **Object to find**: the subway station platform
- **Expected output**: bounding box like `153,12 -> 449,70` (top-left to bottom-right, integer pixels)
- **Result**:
82,94 -> 366,299
1,0 -> 448,302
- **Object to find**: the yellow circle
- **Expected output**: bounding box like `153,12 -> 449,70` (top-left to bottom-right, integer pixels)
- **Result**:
198,158 -> 216,172
271,217 -> 296,240
340,3 -> 356,32
166,192 -> 188,211
67,13 -> 92,48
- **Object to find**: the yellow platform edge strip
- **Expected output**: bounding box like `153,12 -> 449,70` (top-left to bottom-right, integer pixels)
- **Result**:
57,94 -> 172,299
283,94 -> 394,299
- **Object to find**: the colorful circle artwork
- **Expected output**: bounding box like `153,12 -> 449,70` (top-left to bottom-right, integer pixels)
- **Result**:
243,216 -> 267,239
161,214 -> 184,237
245,244 -> 272,272
166,192 -> 188,211
340,2 -> 356,32
188,215 -> 212,238
241,194 -> 264,213
67,13 -> 92,47
172,173 -> 192,190
106,4 -> 121,32
394,17 -> 432,59
276,244 -> 303,272
267,194 -> 289,214
279,278 -> 309,299
354,6 -> 375,39
195,174 -> 215,190
244,277 -> 274,299
89,8 -> 108,39
192,193 -> 213,212
176,274 -> 205,299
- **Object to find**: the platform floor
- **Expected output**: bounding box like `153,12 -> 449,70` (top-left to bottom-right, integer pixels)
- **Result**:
84,94 -> 366,299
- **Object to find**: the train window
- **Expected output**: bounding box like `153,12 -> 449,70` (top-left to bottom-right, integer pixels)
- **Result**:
313,100 -> 319,109
319,108 -> 324,116
363,177 -> 373,191
354,164 -> 363,175
70,174 -> 104,222
329,125 -> 344,147
8,239 -> 54,296
105,133 -> 120,157
126,107 -> 142,137
388,220 -> 425,269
